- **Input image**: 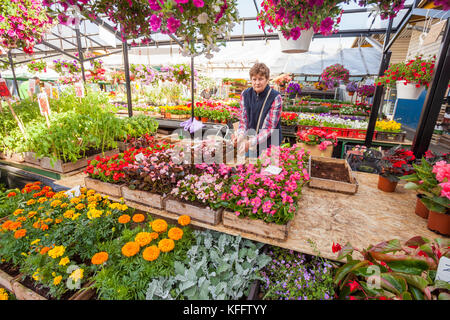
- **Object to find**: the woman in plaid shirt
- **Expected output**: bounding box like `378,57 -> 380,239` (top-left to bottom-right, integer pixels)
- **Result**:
232,63 -> 283,157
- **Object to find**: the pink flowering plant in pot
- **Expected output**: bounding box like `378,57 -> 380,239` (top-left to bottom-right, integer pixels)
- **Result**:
220,144 -> 310,225
0,0 -> 53,54
296,128 -> 338,151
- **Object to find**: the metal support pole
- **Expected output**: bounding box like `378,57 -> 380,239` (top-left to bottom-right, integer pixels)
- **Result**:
365,17 -> 394,147
191,56 -> 195,119
8,51 -> 21,99
122,39 -> 133,118
75,28 -> 86,83
412,19 -> 450,158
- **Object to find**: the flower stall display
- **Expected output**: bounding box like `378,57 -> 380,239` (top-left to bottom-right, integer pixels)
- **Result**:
296,128 -> 337,158
376,56 -> 435,100
320,64 -> 349,88
146,230 -> 271,300
333,236 -> 450,300
402,155 -> 450,235
257,0 -> 343,52
346,81 -> 358,96
0,0 -> 53,54
44,0 -> 239,57
91,216 -> 195,300
27,60 -> 47,74
378,146 -> 415,192
259,245 -> 335,300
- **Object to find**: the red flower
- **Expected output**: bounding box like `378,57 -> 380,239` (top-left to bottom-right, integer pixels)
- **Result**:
7,192 -> 16,198
348,280 -> 360,292
332,242 -> 342,253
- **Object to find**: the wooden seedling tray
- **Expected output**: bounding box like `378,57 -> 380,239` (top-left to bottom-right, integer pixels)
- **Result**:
84,177 -> 124,198
308,156 -> 358,194
121,186 -> 165,209
222,211 -> 292,241
163,197 -> 223,225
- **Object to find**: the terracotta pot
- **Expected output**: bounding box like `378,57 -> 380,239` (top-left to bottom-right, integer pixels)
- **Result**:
415,194 -> 429,219
427,210 -> 450,236
377,175 -> 398,192
201,117 -> 208,123
165,113 -> 172,119
222,120 -> 227,124
348,91 -> 355,96
214,119 -> 220,123
195,116 -> 200,121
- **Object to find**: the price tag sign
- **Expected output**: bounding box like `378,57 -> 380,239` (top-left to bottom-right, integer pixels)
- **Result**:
262,165 -> 282,175
135,153 -> 145,162
436,256 -> 450,283
44,82 -> 52,98
74,82 -> 85,97
38,92 -> 51,116
0,78 -> 11,97
65,185 -> 81,199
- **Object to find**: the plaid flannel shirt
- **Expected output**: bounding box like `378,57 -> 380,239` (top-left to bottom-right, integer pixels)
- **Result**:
237,91 -> 283,146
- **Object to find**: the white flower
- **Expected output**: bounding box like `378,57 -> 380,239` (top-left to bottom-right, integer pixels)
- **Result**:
197,12 -> 208,24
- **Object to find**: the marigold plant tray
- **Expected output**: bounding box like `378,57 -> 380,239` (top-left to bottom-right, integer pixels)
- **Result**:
84,177 -> 124,198
163,197 -> 223,225
308,156 -> 358,194
222,211 -> 292,241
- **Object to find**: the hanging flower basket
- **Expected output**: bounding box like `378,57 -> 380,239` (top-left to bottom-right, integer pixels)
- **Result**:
278,28 -> 314,54
396,80 -> 425,100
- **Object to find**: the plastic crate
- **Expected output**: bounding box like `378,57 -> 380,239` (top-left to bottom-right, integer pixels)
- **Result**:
375,131 -> 406,142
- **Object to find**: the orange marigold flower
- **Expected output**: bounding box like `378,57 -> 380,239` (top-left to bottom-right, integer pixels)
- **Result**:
91,252 -> 109,265
32,221 -> 41,229
40,246 -> 51,255
132,214 -> 145,223
7,192 -> 16,198
26,199 -> 36,206
13,209 -> 24,216
55,218 -> 63,224
75,203 -> 86,210
118,214 -> 131,224
16,216 -> 27,222
21,187 -> 31,193
40,224 -> 49,231
121,241 -> 140,257
135,232 -> 153,247
151,219 -> 168,233
1,220 -> 12,231
158,238 -> 175,253
46,191 -> 55,198
178,215 -> 191,226
14,229 -> 27,239
8,221 -> 21,231
149,232 -> 159,240
38,197 -> 48,203
142,245 -> 160,261
168,227 -> 183,241
28,211 -> 37,218
30,185 -> 41,191
33,181 -> 42,186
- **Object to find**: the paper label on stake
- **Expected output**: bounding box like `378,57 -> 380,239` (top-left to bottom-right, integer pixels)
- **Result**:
38,92 -> 51,116
135,153 -> 145,162
436,256 -> 450,284
44,82 -> 52,98
262,165 -> 282,175
65,185 -> 81,199
0,78 -> 11,97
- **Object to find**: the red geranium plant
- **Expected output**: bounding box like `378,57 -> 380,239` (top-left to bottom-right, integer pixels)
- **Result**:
296,127 -> 338,151
281,112 -> 299,126
379,145 -> 415,182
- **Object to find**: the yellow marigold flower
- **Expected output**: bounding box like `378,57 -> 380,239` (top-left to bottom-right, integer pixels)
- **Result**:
121,241 -> 140,257
158,238 -> 175,253
30,239 -> 41,245
91,252 -> 108,265
32,271 -> 40,281
70,197 -> 81,204
63,210 -> 75,219
21,252 -> 28,257
16,216 -> 27,222
120,204 -> 128,211
37,206 -> 44,211
69,268 -> 84,282
59,257 -> 70,266
0,288 -> 8,300
13,209 -> 24,216
118,214 -> 131,224
178,215 -> 191,226
48,245 -> 65,259
132,214 -> 145,223
168,227 -> 183,241
28,211 -> 37,218
135,232 -> 153,247
151,219 -> 168,233
105,210 -> 112,216
87,208 -> 102,220
142,245 -> 160,262
87,196 -> 96,203
80,187 -> 87,194
86,189 -> 96,196
87,202 -> 97,209
94,194 -> 102,202
75,203 -> 85,210
38,197 -> 48,203
53,275 -> 62,285
60,203 -> 68,209
27,199 -> 36,206
44,218 -> 53,224
79,194 -> 86,199
55,218 -> 63,224
71,213 -> 81,220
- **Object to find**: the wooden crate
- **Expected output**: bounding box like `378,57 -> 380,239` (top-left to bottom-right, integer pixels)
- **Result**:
40,149 -> 119,173
117,141 -> 131,152
308,156 -> 358,194
23,152 -> 41,165
222,211 -> 291,241
84,177 -> 124,198
121,186 -> 164,209
0,269 -> 16,292
163,197 -> 223,225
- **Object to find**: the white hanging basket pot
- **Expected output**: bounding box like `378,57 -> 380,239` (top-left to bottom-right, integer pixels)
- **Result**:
396,80 -> 425,100
278,28 -> 314,54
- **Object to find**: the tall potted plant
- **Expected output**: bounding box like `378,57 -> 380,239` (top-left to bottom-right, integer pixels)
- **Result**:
376,56 -> 435,100
378,146 -> 415,192
402,154 -> 450,235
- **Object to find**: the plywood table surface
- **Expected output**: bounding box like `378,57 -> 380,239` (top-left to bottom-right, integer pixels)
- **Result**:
55,171 -> 444,261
